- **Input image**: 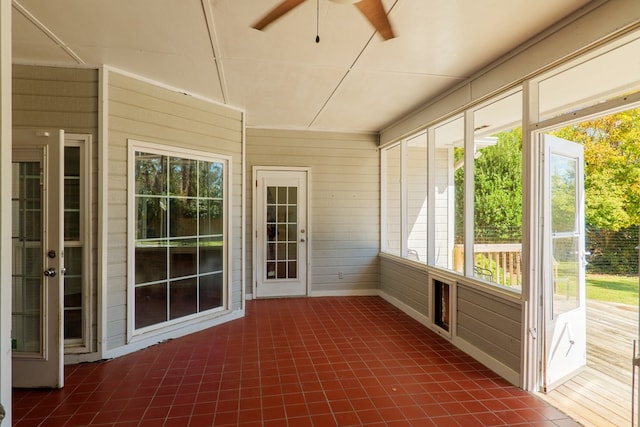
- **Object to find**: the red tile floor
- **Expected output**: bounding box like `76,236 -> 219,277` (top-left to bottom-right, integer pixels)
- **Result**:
13,297 -> 580,426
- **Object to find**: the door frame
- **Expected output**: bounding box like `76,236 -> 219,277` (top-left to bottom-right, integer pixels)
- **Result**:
252,166 -> 310,298
525,95 -> 640,392
62,134 -> 94,357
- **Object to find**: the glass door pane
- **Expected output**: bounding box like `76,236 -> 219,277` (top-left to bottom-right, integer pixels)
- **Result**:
63,146 -> 83,340
266,186 -> 298,280
550,154 -> 580,317
12,161 -> 43,353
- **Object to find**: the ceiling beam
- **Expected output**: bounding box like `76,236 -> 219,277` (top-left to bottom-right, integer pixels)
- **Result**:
12,0 -> 85,64
201,0 -> 228,104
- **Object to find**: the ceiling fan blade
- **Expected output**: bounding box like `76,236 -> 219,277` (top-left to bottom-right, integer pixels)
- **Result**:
252,0 -> 308,31
354,0 -> 395,40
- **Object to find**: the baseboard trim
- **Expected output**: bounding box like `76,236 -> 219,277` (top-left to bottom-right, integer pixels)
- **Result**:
103,309 -> 245,360
452,336 -> 521,387
378,290 -> 431,328
310,289 -> 380,297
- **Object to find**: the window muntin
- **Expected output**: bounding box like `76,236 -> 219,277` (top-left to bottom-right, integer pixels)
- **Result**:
133,147 -> 226,331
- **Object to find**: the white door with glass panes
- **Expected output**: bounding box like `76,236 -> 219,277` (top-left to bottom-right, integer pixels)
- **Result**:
542,134 -> 587,392
254,169 -> 308,298
12,129 -> 65,388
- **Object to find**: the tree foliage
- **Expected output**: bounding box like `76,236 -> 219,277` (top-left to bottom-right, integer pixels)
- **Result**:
452,108 -> 640,274
554,108 -> 640,230
455,128 -> 523,242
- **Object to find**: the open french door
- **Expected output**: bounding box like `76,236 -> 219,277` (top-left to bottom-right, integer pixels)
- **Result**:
541,134 -> 587,392
12,129 -> 64,388
254,168 -> 308,298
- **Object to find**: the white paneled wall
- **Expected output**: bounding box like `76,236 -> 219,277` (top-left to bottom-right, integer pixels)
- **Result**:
246,129 -> 380,295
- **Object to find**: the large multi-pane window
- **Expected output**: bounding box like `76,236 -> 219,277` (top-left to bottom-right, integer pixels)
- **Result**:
381,91 -> 523,292
132,144 -> 227,330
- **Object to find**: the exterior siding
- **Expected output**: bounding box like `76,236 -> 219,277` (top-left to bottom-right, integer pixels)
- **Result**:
106,71 -> 243,350
246,129 -> 380,295
456,284 -> 522,372
13,65 -> 99,132
13,65 -> 100,353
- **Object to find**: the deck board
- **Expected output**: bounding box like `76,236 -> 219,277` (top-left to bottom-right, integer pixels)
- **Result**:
539,300 -> 638,427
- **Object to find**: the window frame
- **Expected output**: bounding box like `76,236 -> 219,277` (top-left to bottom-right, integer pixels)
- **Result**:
380,88 -> 525,294
63,134 -> 93,354
126,139 -> 231,340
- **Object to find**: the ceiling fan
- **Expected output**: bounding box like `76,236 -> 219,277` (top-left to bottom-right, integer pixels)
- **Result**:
252,0 -> 396,40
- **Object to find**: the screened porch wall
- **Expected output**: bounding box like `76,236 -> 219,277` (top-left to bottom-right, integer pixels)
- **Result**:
379,256 -> 523,385
245,129 -> 380,296
106,71 -> 244,351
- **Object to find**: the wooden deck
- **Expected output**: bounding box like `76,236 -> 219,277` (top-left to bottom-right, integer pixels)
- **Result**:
539,300 -> 638,427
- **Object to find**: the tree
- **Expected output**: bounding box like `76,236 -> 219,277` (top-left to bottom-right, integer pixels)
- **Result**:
554,108 -> 640,274
554,108 -> 640,230
455,128 -> 523,242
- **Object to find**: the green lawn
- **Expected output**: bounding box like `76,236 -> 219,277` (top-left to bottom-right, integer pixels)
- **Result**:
586,274 -> 639,305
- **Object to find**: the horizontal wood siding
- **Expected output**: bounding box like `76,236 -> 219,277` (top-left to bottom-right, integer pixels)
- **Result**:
456,284 -> 522,372
380,257 -> 429,316
107,72 -> 243,349
13,65 -> 99,132
246,129 -> 379,295
13,65 -> 100,353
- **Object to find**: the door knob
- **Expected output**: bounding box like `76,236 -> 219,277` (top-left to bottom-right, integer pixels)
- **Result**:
44,268 -> 57,277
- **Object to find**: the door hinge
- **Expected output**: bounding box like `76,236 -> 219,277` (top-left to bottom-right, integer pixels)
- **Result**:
256,180 -> 258,188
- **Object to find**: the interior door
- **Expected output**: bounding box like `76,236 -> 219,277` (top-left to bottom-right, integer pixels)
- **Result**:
254,169 -> 308,298
12,129 -> 64,388
542,134 -> 587,392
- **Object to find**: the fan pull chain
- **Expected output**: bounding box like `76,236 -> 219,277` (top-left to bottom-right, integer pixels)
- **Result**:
315,0 -> 320,43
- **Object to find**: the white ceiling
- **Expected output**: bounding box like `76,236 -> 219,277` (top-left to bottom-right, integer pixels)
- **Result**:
11,0 -> 594,133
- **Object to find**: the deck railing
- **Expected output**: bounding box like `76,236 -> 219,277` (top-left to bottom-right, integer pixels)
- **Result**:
454,243 -> 522,288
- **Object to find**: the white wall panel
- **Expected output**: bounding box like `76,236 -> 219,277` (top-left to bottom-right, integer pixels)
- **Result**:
106,71 -> 243,351
246,129 -> 380,295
